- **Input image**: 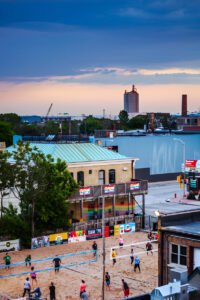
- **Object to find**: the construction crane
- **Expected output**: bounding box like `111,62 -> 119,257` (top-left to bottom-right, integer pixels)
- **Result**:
45,103 -> 53,122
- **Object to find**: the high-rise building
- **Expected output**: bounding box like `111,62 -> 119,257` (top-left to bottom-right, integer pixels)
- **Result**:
124,85 -> 139,114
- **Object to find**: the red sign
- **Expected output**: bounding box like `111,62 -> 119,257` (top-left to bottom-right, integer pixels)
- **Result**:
185,160 -> 197,168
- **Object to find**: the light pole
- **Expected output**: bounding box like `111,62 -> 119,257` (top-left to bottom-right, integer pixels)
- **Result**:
102,194 -> 105,300
173,138 -> 186,197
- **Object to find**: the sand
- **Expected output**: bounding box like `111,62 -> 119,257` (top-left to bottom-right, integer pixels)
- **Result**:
0,232 -> 158,299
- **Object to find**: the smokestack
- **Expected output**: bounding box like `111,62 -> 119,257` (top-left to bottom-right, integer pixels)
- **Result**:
182,94 -> 187,116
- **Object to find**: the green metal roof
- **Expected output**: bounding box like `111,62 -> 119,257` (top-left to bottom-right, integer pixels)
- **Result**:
7,143 -> 129,163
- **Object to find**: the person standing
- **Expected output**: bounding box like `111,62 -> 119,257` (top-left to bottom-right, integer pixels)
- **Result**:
130,248 -> 134,264
25,254 -> 31,267
92,241 -> 98,257
3,252 -> 11,270
80,280 -> 86,299
119,235 -> 124,248
53,255 -> 61,273
122,279 -> 129,298
30,266 -> 37,287
22,277 -> 31,298
146,242 -> 153,255
49,282 -> 56,300
112,249 -> 117,266
81,291 -> 89,300
105,272 -> 111,290
134,256 -> 141,272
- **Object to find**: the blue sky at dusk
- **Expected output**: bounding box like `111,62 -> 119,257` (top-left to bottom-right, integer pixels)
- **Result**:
0,0 -> 200,115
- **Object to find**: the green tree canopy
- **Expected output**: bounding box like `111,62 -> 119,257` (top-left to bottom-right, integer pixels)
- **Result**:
118,110 -> 129,129
0,142 -> 77,247
0,121 -> 14,146
128,115 -> 147,130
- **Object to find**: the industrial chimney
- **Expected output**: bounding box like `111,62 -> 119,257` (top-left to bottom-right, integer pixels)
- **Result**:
182,94 -> 187,116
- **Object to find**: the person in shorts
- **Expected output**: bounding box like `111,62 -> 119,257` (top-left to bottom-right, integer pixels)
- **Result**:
30,266 -> 37,287
146,242 -> 153,255
22,277 -> 31,298
134,256 -> 141,272
105,272 -> 110,290
92,241 -> 98,257
112,249 -> 117,266
53,255 -> 61,273
122,279 -> 129,298
130,248 -> 134,264
3,253 -> 11,270
25,254 -> 31,267
119,235 -> 124,248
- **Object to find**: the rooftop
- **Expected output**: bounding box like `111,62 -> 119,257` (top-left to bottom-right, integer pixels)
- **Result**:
7,142 -> 132,163
163,221 -> 200,236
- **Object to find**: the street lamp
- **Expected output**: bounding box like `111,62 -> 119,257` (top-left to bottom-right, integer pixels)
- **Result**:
173,138 -> 186,197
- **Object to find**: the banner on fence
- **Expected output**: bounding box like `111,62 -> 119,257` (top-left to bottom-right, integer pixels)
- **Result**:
86,228 -> 102,240
79,187 -> 91,196
130,182 -> 140,191
31,236 -> 49,249
114,222 -> 135,236
0,239 -> 20,253
68,230 -> 86,243
49,232 -> 68,246
104,185 -> 115,194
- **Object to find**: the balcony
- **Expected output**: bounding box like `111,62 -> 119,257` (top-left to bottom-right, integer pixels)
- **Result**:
69,180 -> 148,202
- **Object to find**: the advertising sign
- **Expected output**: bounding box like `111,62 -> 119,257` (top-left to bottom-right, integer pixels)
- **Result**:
114,223 -> 135,236
86,228 -> 102,240
104,185 -> 115,194
68,230 -> 86,243
49,232 -> 68,246
130,182 -> 140,191
0,239 -> 20,252
31,236 -> 49,249
185,160 -> 197,168
79,187 -> 91,196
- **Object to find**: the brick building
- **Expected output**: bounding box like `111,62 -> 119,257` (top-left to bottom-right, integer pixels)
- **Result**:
7,142 -> 148,224
158,210 -> 200,286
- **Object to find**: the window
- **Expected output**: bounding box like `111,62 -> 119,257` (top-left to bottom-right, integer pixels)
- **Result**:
171,244 -> 187,266
109,169 -> 116,184
70,172 -> 74,178
98,170 -> 105,185
89,170 -> 92,174
77,171 -> 84,186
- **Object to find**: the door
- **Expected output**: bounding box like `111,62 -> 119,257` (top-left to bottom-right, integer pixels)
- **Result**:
193,248 -> 200,269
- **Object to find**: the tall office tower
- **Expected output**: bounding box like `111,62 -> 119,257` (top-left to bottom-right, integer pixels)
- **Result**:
124,85 -> 139,113
182,94 -> 187,116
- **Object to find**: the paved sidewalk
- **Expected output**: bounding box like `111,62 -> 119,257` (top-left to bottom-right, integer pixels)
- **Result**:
169,196 -> 200,206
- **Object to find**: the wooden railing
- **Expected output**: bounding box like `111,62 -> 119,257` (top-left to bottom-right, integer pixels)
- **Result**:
69,180 -> 148,201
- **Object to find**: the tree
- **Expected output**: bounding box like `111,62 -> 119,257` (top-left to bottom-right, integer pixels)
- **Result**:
0,121 -> 14,146
80,115 -> 103,134
12,142 -> 78,238
128,115 -> 147,130
118,110 -> 129,129
0,151 -> 14,217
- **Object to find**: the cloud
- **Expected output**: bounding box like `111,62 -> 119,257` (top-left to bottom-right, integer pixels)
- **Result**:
118,7 -> 151,18
1,67 -> 200,86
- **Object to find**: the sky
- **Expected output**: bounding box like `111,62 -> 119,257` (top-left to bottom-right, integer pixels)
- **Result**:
0,0 -> 200,116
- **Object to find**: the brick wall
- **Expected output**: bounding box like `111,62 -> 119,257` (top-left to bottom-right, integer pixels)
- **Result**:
159,230 -> 200,285
68,162 -> 133,186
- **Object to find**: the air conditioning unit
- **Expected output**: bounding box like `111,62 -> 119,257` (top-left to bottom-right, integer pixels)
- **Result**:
170,268 -> 188,285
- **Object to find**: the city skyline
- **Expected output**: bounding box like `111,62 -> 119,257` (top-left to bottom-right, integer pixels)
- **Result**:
0,0 -> 200,115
